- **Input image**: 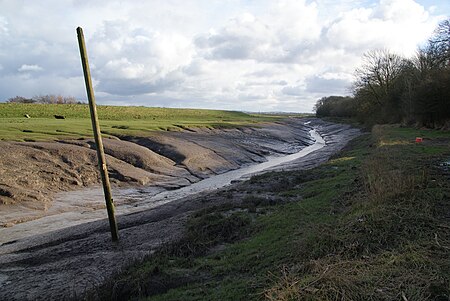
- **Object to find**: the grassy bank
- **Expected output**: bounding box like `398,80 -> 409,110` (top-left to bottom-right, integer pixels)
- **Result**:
0,103 -> 280,141
101,124 -> 450,300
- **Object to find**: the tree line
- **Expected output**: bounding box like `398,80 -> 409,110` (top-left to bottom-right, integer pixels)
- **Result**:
315,19 -> 450,128
6,94 -> 84,104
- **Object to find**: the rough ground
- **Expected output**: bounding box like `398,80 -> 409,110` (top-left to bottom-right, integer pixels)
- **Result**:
0,118 -> 311,227
0,118 -> 360,301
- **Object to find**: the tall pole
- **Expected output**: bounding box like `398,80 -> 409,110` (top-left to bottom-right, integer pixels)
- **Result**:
77,27 -> 119,242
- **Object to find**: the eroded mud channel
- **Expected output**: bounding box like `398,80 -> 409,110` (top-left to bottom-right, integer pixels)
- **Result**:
1,129 -> 324,244
1,118 -> 316,241
0,118 -> 360,301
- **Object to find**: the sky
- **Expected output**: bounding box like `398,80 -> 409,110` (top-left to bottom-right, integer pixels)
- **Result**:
0,0 -> 449,112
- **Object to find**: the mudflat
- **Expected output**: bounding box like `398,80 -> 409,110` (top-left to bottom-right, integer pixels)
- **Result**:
0,118 -> 311,228
0,118 -> 359,301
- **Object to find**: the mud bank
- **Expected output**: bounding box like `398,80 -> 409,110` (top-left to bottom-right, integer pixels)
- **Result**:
0,118 -> 312,228
0,118 -> 360,301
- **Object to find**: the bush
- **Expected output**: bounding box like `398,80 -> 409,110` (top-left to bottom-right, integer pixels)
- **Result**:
314,96 -> 357,118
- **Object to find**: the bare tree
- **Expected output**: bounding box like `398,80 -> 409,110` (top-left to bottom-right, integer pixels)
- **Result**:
354,49 -> 406,104
428,19 -> 450,66
32,94 -> 80,104
7,96 -> 35,103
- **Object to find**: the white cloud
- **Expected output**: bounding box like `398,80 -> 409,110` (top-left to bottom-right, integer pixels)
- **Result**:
87,20 -> 195,96
325,0 -> 437,56
195,1 -> 322,63
282,85 -> 306,96
0,16 -> 8,35
0,74 -> 84,98
0,0 -> 447,112
373,0 -> 428,21
195,13 -> 274,61
270,0 -> 322,43
18,64 -> 43,72
305,75 -> 352,94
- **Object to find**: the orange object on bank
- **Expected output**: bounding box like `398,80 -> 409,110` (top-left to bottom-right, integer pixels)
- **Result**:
415,137 -> 423,143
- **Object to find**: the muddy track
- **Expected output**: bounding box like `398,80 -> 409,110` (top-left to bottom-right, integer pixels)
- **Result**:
0,118 -> 360,301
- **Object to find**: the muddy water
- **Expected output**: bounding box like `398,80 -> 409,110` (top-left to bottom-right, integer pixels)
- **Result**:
0,129 -> 325,244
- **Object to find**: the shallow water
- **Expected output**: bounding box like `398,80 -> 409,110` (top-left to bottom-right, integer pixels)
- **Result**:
0,129 -> 325,244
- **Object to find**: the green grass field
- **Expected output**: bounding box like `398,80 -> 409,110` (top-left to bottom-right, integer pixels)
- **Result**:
100,124 -> 450,301
0,103 -> 283,141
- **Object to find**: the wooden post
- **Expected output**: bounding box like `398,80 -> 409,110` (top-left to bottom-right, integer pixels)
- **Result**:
77,27 -> 119,242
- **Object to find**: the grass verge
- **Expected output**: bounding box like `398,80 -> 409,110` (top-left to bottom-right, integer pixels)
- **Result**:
98,124 -> 450,301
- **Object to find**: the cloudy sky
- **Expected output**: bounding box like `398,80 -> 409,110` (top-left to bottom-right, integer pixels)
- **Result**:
0,0 -> 448,112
